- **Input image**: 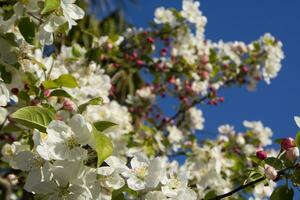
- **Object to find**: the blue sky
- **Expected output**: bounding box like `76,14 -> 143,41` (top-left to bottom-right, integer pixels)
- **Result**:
122,0 -> 300,146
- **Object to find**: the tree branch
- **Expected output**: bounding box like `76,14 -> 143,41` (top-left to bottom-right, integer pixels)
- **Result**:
208,163 -> 299,200
157,96 -> 208,129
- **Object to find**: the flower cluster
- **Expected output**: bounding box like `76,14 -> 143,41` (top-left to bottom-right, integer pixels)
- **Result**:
0,0 -> 295,200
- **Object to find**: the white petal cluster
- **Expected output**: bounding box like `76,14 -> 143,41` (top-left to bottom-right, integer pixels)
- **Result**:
260,33 -> 284,84
243,120 -> 273,146
186,107 -> 205,131
154,7 -> 177,27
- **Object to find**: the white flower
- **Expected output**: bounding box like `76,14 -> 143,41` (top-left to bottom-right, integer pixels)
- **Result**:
39,15 -> 65,45
31,160 -> 93,200
186,107 -> 205,131
69,63 -> 111,104
218,124 -> 235,136
97,156 -> 128,190
0,107 -> 7,124
0,82 -> 9,106
154,7 -> 177,26
61,0 -> 85,30
136,86 -> 156,103
36,114 -> 92,161
124,153 -> 166,191
1,142 -> 30,169
250,181 -> 276,200
243,120 -> 273,146
261,33 -> 284,84
84,101 -> 133,139
145,191 -> 167,200
161,170 -> 197,200
167,125 -> 183,143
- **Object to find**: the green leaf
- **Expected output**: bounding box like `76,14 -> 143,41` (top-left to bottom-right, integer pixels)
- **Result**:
11,106 -> 55,132
204,191 -> 217,200
42,74 -> 78,89
295,131 -> 300,147
43,80 -> 60,89
41,0 -> 61,15
270,186 -> 293,200
18,17 -> 35,44
50,89 -> 72,98
55,74 -> 78,88
78,97 -> 103,113
92,127 -> 113,167
265,157 -> 283,170
0,38 -> 17,64
94,121 -> 117,132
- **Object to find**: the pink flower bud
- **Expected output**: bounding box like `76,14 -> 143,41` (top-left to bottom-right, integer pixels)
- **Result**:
63,99 -> 76,112
286,147 -> 299,161
264,165 -> 277,180
256,150 -> 267,160
281,137 -> 296,150
136,60 -> 144,66
44,89 -> 51,97
201,71 -> 209,80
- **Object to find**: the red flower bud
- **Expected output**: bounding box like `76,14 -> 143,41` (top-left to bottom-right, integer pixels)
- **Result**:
147,37 -> 155,44
281,137 -> 296,150
256,150 -> 267,160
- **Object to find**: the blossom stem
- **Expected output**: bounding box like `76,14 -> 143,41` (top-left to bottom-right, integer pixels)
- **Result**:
0,177 -> 11,200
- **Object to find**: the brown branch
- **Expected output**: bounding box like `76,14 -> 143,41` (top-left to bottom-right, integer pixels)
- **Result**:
157,96 -> 208,129
208,164 -> 299,200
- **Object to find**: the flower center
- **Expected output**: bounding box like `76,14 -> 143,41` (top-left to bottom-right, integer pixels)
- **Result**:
134,166 -> 148,179
67,136 -> 78,149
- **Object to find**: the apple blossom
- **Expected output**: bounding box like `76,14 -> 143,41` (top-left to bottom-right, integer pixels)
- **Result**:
281,137 -> 296,150
286,147 -> 299,161
264,165 -> 277,180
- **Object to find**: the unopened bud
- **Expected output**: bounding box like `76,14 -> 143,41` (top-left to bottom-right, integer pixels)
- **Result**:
264,165 -> 277,180
286,147 -> 299,161
7,174 -> 18,186
63,99 -> 76,112
256,150 -> 267,160
44,89 -> 51,97
281,137 -> 296,150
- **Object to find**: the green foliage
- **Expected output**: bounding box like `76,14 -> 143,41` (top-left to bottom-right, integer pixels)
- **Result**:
92,127 -> 113,167
78,97 -> 103,113
270,186 -> 293,200
0,37 -> 17,65
41,0 -> 61,15
264,157 -> 283,170
295,131 -> 300,147
43,74 -> 79,89
11,106 -> 55,132
18,17 -> 35,44
50,89 -> 73,98
55,74 -> 79,88
94,121 -> 117,132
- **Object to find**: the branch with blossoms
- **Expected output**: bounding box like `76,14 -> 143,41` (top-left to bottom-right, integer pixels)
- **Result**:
0,0 -> 297,200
